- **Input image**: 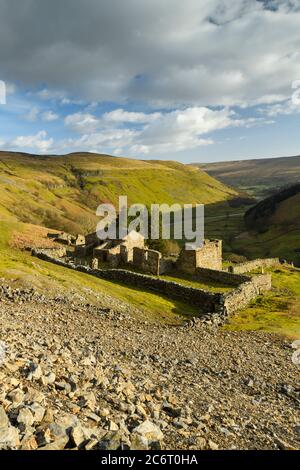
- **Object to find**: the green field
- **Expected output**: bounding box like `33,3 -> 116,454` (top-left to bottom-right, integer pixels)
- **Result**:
225,266 -> 300,338
1,151 -> 300,337
232,190 -> 300,265
0,220 -> 200,325
0,151 -> 237,235
161,273 -> 232,292
1,218 -> 300,337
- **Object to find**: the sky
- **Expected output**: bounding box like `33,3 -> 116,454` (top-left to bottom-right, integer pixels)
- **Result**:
0,0 -> 300,163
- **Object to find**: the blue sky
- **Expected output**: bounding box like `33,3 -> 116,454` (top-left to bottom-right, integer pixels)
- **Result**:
0,0 -> 300,163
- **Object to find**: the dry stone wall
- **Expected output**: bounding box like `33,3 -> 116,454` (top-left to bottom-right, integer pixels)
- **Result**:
229,258 -> 279,274
37,247 -> 67,259
31,249 -> 272,318
176,240 -> 222,274
195,267 -> 250,286
132,247 -> 161,276
223,274 -> 272,313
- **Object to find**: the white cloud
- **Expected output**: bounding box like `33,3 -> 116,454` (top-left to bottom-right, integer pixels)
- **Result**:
28,88 -> 85,107
260,98 -> 300,116
103,109 -> 162,123
9,131 -> 54,153
23,107 -> 59,122
59,128 -> 137,154
1,1 -> 300,107
61,105 -> 260,155
64,113 -> 100,133
128,106 -> 248,154
64,109 -> 162,134
41,110 -> 59,122
23,107 -> 40,122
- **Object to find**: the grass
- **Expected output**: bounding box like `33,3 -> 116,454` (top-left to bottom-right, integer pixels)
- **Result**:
0,151 -> 237,235
161,273 -> 232,292
1,219 -> 299,335
224,266 -> 300,338
196,155 -> 300,199
0,220 -> 199,325
203,194 -> 300,267
232,193 -> 300,265
204,201 -> 247,254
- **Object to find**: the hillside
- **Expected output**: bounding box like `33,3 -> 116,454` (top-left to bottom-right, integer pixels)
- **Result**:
245,184 -> 300,231
193,155 -> 300,198
233,184 -> 300,265
0,151 -> 237,234
0,154 -> 299,451
0,281 -> 299,450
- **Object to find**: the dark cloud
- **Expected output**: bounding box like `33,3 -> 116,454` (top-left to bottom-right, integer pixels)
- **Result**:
0,0 -> 300,106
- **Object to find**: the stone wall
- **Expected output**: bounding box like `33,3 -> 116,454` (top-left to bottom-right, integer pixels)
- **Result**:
97,269 -> 223,312
85,232 -> 100,246
93,244 -> 120,262
159,258 -> 175,275
122,232 -> 145,262
74,234 -> 85,246
223,274 -> 272,313
74,244 -> 94,257
228,258 -> 280,274
132,247 -> 161,276
195,267 -> 250,286
177,240 -> 222,274
32,249 -> 223,314
34,247 -> 67,259
31,250 -> 272,317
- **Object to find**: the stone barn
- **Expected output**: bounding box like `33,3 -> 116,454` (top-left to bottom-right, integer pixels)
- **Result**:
92,230 -> 145,268
177,239 -> 222,274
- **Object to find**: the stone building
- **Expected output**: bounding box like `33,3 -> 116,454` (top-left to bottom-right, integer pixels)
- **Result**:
132,247 -> 162,276
47,231 -> 85,247
92,230 -> 145,268
177,239 -> 222,274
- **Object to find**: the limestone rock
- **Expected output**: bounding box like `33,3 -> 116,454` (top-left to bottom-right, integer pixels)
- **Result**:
130,433 -> 149,450
0,405 -> 20,449
17,408 -> 34,427
70,425 -> 86,448
133,420 -> 164,443
39,436 -> 68,450
7,388 -> 25,407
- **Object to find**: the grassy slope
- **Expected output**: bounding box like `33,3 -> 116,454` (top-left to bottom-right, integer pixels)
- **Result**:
233,191 -> 300,265
225,266 -> 300,339
1,217 -> 299,337
0,151 -> 236,325
0,151 -> 236,234
0,151 -> 299,337
0,220 -> 201,325
193,155 -> 300,198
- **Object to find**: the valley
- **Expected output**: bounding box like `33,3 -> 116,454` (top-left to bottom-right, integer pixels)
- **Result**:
0,151 -> 299,452
194,155 -> 300,199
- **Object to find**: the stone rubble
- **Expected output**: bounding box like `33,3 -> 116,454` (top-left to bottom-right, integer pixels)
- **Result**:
0,283 -> 299,450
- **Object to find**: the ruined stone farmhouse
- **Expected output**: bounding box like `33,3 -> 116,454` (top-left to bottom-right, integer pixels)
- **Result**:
70,228 -> 223,276
40,229 -> 282,318
177,240 -> 222,273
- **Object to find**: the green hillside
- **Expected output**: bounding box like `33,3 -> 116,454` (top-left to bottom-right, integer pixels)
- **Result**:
233,184 -> 300,265
0,151 -> 299,337
0,219 -> 200,324
193,155 -> 300,198
0,151 -> 237,234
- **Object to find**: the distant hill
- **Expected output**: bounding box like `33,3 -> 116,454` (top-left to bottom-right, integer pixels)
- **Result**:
192,155 -> 300,198
245,183 -> 300,231
0,151 -> 237,234
233,184 -> 300,265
